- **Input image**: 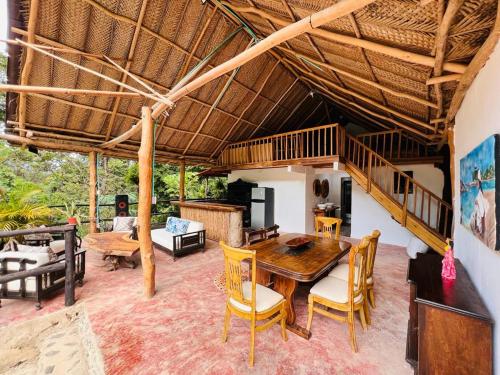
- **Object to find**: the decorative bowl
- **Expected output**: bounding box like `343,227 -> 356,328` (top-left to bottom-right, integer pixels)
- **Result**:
286,237 -> 312,249
317,203 -> 326,209
325,202 -> 334,208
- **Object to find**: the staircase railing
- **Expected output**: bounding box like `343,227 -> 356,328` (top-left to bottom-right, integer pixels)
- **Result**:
345,135 -> 453,242
356,129 -> 436,161
217,123 -> 341,167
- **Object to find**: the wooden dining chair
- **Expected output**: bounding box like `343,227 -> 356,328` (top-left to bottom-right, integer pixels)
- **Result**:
306,237 -> 370,352
315,216 -> 342,240
265,225 -> 280,240
328,230 -> 381,313
244,229 -> 267,246
220,242 -> 288,367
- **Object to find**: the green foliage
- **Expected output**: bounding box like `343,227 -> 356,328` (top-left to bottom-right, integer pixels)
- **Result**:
0,182 -> 52,231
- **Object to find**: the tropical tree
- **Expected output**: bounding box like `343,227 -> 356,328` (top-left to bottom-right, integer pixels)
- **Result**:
0,182 -> 52,231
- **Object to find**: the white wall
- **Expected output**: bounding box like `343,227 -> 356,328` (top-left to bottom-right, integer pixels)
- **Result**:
453,43 -> 500,372
351,163 -> 444,246
228,168 -> 308,233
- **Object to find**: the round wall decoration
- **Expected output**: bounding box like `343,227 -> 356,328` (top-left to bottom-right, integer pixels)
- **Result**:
313,179 -> 321,197
321,179 -> 329,198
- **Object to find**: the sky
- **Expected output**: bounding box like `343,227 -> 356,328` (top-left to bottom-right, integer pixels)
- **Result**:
1,0 -> 8,54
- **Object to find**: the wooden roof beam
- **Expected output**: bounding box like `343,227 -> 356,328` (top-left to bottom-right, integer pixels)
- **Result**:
222,3 -> 467,74
249,77 -> 299,137
304,77 -> 437,140
209,60 -> 281,158
431,0 -> 464,119
285,57 -> 435,131
17,0 -> 39,138
104,0 -> 377,149
278,47 -> 438,108
445,0 -> 500,124
0,84 -> 142,98
103,0 -> 149,141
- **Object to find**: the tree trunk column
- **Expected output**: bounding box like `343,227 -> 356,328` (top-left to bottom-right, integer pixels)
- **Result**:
179,160 -> 186,202
138,106 -> 156,298
88,151 -> 97,233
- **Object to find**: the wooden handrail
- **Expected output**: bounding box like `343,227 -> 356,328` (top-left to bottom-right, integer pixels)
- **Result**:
345,134 -> 452,241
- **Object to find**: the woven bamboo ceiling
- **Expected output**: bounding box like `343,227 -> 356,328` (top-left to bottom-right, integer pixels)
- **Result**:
5,0 -> 499,164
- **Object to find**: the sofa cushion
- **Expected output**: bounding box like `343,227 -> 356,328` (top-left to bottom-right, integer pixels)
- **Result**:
187,220 -> 204,233
165,217 -> 190,235
0,251 -> 51,292
113,216 -> 137,232
151,229 -> 174,251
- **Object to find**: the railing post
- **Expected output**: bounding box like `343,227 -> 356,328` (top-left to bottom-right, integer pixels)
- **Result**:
402,177 -> 410,227
64,225 -> 76,306
367,152 -> 373,193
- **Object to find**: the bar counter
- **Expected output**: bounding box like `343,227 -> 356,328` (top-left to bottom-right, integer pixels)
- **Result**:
173,200 -> 245,247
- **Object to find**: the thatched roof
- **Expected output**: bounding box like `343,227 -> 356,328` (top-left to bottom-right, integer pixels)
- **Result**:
5,0 -> 499,164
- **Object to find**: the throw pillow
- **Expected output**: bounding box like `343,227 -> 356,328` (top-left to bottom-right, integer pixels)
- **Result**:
113,217 -> 136,232
165,217 -> 190,235
16,244 -> 58,261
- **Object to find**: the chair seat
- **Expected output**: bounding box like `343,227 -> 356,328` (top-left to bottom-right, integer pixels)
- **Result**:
328,263 -> 373,284
310,276 -> 363,304
229,281 -> 284,313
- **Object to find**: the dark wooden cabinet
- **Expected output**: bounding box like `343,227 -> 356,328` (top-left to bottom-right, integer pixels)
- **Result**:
407,253 -> 493,375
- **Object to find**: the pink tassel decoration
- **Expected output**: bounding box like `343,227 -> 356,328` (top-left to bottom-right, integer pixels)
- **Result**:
441,240 -> 456,281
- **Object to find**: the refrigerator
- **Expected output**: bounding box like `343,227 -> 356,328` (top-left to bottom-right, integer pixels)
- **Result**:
251,187 -> 274,229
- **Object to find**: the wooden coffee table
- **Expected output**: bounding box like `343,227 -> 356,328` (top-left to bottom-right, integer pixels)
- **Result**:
84,232 -> 139,271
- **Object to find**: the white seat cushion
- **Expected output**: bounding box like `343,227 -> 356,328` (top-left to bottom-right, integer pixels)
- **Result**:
151,229 -> 174,250
328,263 -> 373,285
310,276 -> 363,304
229,281 -> 284,313
0,251 -> 51,292
113,216 -> 137,232
49,239 -> 66,254
186,220 -> 204,233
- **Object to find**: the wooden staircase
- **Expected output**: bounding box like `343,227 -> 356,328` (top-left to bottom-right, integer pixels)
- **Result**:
344,135 -> 451,254
213,124 -> 452,254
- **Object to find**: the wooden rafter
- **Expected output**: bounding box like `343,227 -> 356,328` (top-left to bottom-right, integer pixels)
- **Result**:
209,60 -> 281,158
275,91 -> 310,133
249,77 -> 299,137
103,0 -> 377,149
285,57 -> 435,131
431,0 -> 464,119
445,1 -> 500,124
220,3 -> 467,73
104,0 -> 150,141
0,84 -> 142,97
17,0 -> 39,138
278,47 -> 438,108
182,40 -> 254,155
293,99 -> 323,131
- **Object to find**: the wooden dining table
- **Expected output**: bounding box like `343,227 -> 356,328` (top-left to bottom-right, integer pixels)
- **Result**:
244,233 -> 351,339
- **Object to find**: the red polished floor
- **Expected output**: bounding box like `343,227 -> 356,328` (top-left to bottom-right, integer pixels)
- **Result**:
0,238 -> 413,374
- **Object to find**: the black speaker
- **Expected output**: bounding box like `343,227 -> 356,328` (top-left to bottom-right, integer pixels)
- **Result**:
115,195 -> 129,217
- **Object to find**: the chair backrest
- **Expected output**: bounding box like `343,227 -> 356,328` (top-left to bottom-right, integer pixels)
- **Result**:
348,236 -> 370,304
220,241 -> 256,312
315,217 -> 342,240
265,225 -> 280,240
245,229 -> 267,246
366,230 -> 381,280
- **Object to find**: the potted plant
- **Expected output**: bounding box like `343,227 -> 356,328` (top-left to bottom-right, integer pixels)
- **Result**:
58,202 -> 81,225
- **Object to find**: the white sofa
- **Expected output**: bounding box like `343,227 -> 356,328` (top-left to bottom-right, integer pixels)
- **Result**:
151,218 -> 205,260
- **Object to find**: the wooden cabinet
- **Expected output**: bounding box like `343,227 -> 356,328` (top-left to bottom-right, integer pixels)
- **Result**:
407,253 -> 493,375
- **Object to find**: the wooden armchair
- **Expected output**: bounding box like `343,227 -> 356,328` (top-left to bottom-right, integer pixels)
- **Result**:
306,236 -> 370,352
315,216 -> 342,240
220,241 -> 287,367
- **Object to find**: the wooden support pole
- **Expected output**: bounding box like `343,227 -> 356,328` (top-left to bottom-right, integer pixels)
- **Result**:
138,107 -> 156,298
179,160 -> 186,202
64,227 -> 76,306
89,151 -> 98,234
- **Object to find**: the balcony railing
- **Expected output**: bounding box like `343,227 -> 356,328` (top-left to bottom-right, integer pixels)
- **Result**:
217,123 -> 342,167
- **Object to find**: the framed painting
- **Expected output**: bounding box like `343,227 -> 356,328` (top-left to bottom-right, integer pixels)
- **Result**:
460,135 -> 500,250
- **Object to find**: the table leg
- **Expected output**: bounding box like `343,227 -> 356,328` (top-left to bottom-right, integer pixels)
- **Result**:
273,275 -> 311,340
